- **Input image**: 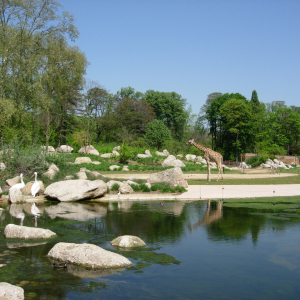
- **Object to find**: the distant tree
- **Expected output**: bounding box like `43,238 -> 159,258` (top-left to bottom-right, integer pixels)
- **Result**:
144,119 -> 172,148
115,98 -> 156,137
250,90 -> 259,105
144,90 -> 188,140
116,86 -> 144,101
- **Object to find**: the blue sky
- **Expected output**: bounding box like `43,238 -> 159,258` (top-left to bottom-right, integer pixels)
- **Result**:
59,0 -> 300,114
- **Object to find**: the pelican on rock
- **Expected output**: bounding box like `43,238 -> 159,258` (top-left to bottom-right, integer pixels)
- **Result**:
10,173 -> 25,190
31,172 -> 40,197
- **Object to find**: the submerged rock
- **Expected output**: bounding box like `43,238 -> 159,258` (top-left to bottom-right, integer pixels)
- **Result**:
4,224 -> 56,239
110,235 -> 146,248
0,282 -> 24,300
47,242 -> 132,269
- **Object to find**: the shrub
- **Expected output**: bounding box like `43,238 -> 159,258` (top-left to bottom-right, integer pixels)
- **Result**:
111,184 -> 120,191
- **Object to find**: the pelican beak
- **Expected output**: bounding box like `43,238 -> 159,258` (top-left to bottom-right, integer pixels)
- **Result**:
30,174 -> 34,178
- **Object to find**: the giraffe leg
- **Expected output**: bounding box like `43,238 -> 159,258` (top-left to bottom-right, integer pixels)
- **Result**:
207,162 -> 211,181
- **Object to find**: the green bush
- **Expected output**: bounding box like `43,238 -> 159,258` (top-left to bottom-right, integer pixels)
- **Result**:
111,184 -> 120,191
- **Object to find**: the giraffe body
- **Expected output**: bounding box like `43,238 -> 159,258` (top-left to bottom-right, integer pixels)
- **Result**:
186,138 -> 223,181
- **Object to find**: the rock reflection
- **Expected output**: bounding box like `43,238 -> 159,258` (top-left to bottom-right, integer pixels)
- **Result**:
162,202 -> 185,216
6,242 -> 47,249
66,264 -> 125,278
45,202 -> 107,221
189,201 -> 223,232
9,204 -> 25,225
117,201 -> 132,212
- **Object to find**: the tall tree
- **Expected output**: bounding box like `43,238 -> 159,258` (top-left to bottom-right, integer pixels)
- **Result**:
144,90 -> 188,140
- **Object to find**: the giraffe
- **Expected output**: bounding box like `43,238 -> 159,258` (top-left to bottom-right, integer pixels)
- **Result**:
186,138 -> 223,181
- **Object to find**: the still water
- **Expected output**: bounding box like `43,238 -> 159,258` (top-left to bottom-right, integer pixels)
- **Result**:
1,198 -> 300,300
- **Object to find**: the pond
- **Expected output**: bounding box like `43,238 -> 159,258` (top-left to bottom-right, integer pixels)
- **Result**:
1,198 -> 300,300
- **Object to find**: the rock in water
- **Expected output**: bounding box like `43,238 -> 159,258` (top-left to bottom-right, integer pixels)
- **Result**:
47,242 -> 132,269
4,224 -> 56,239
0,282 -> 24,300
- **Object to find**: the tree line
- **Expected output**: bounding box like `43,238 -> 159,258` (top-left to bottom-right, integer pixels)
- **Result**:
1,0 -> 299,160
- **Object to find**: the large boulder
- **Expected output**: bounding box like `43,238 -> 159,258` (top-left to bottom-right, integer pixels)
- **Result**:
47,242 -> 132,269
78,145 -> 99,156
8,188 -> 24,203
162,155 -> 186,167
110,235 -> 146,248
4,224 -> 56,239
147,167 -> 188,188
44,180 -> 107,201
75,157 -> 93,164
0,282 -> 24,300
56,145 -> 73,153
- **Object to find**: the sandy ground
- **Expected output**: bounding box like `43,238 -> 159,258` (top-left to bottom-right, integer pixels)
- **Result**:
96,170 -> 300,202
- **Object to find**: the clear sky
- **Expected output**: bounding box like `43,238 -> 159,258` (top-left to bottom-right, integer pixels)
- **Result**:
59,0 -> 300,114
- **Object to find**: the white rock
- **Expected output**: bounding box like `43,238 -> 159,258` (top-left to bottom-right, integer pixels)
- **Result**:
112,150 -> 120,157
106,180 -> 123,189
145,150 -> 152,157
6,176 -> 20,187
92,161 -> 101,165
4,224 -> 56,239
0,282 -> 24,300
56,145 -> 73,153
43,164 -> 60,180
162,155 -> 186,167
125,180 -> 139,186
78,145 -> 99,156
44,180 -> 107,201
163,149 -> 170,156
41,145 -> 55,152
65,175 -> 75,180
109,165 -> 120,171
8,188 -> 24,203
0,162 -> 6,170
122,166 -> 129,171
147,167 -> 188,188
100,153 -> 112,158
119,183 -> 134,194
47,242 -> 132,269
75,157 -> 92,164
113,146 -> 121,151
185,154 -> 196,161
76,171 -> 87,180
90,171 -> 102,177
156,151 -> 167,156
110,235 -> 146,248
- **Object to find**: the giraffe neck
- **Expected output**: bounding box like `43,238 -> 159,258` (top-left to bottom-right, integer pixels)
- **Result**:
192,141 -> 208,153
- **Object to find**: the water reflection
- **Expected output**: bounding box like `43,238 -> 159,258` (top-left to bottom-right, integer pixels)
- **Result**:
188,200 -> 223,232
45,202 -> 107,221
1,199 -> 300,300
9,204 -> 25,226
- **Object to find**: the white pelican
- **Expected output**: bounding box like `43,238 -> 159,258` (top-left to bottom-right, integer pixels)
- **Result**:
10,173 -> 25,190
31,203 -> 41,217
31,203 -> 42,227
31,172 -> 40,197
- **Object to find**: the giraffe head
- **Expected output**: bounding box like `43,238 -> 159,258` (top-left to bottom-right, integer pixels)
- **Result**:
186,138 -> 194,145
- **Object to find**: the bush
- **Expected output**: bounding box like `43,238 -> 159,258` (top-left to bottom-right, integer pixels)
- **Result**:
245,155 -> 268,167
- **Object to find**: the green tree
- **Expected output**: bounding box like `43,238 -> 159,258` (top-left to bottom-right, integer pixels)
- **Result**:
144,119 -> 172,149
144,90 -> 188,140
